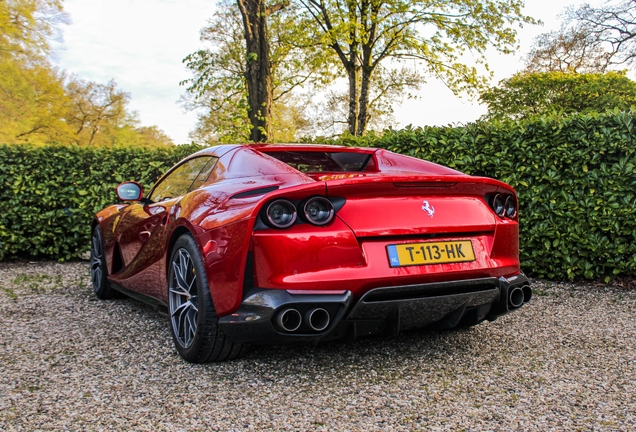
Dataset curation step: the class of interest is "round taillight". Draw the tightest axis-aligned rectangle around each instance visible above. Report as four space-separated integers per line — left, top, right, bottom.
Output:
504 195 517 218
265 199 297 228
303 197 334 226
492 194 505 217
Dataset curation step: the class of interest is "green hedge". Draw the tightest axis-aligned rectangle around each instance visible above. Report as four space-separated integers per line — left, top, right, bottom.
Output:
358 111 636 281
0 144 202 260
2 111 636 281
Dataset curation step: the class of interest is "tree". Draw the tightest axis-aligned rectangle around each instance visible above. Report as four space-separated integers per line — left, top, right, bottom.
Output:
0 0 72 143
182 3 254 142
64 77 174 147
0 57 72 144
479 71 636 120
310 67 422 137
65 78 130 146
115 125 175 147
0 69 175 146
182 0 333 142
0 1 173 146
526 0 636 74
572 0 636 68
0 0 67 61
296 0 535 136
524 27 613 73
235 0 273 142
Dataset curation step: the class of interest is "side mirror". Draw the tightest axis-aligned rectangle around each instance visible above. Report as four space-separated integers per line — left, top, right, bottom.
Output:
116 182 144 201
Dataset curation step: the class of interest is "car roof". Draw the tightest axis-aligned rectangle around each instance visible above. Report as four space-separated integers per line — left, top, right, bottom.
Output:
191 143 379 158
250 143 378 153
186 143 463 178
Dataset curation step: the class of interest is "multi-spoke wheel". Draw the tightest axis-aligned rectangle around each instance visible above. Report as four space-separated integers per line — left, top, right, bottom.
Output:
169 248 199 349
167 234 248 363
91 225 118 299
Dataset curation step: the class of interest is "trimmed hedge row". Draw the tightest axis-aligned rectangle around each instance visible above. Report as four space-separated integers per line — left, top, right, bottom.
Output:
0 144 202 260
358 111 636 281
2 111 636 281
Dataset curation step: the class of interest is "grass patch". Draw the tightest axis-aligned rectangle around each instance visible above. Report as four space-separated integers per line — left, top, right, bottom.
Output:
11 273 64 292
4 288 17 300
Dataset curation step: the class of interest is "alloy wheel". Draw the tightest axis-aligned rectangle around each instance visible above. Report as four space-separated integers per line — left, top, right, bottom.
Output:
169 248 199 349
90 231 103 292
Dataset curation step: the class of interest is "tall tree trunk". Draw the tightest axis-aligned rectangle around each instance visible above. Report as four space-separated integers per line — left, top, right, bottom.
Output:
346 3 359 137
357 66 372 136
347 65 359 135
237 0 272 142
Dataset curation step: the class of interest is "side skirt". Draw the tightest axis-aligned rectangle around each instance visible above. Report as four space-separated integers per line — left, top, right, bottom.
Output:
109 281 169 316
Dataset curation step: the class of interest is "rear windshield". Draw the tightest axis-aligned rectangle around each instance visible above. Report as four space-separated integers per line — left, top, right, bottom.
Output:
264 151 372 172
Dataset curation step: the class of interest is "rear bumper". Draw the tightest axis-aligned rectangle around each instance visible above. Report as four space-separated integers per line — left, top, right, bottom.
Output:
218 273 530 344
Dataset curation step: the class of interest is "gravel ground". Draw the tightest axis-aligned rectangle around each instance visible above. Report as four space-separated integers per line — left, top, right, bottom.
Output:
0 262 635 431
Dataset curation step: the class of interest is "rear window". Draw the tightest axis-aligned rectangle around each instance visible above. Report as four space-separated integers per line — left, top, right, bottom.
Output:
264 151 372 172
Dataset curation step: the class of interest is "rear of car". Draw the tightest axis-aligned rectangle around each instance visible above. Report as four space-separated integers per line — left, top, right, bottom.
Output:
217 145 531 343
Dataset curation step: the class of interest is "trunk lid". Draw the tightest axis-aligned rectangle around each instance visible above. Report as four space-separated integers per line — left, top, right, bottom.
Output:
325 175 509 237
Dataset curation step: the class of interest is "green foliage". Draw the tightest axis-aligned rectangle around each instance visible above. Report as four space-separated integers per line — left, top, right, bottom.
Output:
181 0 332 143
0 0 66 60
0 1 173 147
4 111 636 282
0 143 202 261
346 111 636 281
480 71 636 120
0 56 70 143
298 0 536 135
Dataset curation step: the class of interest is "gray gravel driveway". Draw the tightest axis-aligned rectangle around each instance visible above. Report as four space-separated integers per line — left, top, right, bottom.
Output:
0 262 634 431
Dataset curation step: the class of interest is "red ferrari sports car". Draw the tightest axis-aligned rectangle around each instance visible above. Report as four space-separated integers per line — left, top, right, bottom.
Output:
91 144 531 362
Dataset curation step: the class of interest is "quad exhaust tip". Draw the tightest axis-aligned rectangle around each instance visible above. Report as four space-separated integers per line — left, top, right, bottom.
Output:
508 286 524 309
276 308 302 332
275 307 332 332
522 285 532 303
508 285 532 309
306 308 330 331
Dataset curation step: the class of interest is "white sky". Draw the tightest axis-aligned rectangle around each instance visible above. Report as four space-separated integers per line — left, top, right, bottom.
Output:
51 0 605 143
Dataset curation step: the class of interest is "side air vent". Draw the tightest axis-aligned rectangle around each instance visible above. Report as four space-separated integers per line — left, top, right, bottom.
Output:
230 186 279 199
111 243 124 274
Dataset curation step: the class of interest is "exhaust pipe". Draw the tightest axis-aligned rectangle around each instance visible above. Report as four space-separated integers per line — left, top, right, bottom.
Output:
508 286 524 309
305 308 330 331
275 308 302 332
522 285 532 303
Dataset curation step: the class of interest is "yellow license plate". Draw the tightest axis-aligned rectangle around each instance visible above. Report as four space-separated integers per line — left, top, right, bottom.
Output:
387 240 475 267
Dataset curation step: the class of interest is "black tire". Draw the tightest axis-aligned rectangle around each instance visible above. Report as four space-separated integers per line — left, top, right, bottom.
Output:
168 234 249 363
90 225 119 299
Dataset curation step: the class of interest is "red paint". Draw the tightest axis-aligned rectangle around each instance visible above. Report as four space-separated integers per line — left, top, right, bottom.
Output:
94 144 524 316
